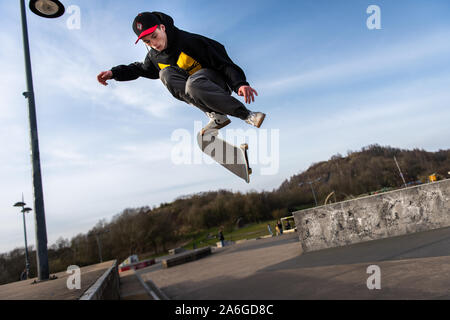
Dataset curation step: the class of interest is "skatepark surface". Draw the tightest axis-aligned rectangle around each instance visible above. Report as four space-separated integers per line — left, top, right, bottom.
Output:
138 227 450 300
0 261 113 300
1 227 449 300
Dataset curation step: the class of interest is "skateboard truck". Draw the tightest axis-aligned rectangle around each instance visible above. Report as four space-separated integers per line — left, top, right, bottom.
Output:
240 143 252 176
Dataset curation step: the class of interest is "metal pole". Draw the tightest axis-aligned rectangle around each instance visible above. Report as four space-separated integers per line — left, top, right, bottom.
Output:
21 194 30 279
20 0 49 281
394 156 407 188
95 234 103 263
309 182 318 206
22 209 31 279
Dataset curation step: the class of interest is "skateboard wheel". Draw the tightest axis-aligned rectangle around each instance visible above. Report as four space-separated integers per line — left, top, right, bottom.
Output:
240 143 248 150
248 168 252 175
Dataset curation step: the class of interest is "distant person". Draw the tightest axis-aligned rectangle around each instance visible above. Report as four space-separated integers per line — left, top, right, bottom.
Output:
277 220 283 235
97 11 266 136
20 269 27 281
218 229 225 247
285 220 291 230
267 224 273 236
275 224 280 236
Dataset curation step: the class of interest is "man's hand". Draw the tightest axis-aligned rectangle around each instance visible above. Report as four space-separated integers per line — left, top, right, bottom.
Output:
97 70 113 86
238 85 258 104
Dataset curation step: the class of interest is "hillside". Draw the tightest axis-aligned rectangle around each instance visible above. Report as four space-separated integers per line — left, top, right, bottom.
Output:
276 144 450 208
1 144 449 285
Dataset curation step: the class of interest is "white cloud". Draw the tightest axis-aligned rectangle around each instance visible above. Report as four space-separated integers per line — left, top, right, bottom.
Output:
26 29 178 119
256 30 450 94
1 1 450 255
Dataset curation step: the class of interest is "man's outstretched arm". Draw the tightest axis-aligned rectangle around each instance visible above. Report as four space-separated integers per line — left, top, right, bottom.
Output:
97 55 159 85
97 70 113 86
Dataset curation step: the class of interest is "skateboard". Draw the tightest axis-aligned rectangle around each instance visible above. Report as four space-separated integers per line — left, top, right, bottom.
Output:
197 131 252 183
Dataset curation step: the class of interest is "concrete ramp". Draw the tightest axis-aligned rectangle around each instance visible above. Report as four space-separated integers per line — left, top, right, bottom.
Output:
0 260 119 300
293 179 450 252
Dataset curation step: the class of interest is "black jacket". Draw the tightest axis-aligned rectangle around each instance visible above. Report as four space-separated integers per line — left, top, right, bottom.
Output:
111 12 249 93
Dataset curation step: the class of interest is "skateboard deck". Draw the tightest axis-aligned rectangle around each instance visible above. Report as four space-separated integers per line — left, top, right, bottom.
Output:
197 131 251 183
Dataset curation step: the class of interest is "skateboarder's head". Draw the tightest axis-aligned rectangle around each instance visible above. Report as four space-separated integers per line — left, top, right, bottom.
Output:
133 12 168 51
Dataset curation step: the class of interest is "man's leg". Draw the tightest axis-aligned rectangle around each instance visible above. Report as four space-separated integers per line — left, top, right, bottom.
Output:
160 67 264 129
159 66 213 114
185 69 251 120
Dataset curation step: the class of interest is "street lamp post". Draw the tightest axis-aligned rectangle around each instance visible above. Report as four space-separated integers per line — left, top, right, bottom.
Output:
94 234 103 263
299 177 323 207
14 197 33 280
309 181 318 206
394 156 408 188
91 230 109 263
19 0 65 281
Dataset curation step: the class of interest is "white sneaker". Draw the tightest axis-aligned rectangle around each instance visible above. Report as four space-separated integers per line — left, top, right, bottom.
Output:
245 112 266 128
201 112 231 135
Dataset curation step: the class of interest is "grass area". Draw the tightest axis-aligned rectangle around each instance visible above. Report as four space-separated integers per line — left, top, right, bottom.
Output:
139 218 295 260
182 219 282 250
291 204 313 211
139 251 173 261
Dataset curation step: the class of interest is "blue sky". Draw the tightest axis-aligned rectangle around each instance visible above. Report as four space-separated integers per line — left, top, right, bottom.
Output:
1 0 449 254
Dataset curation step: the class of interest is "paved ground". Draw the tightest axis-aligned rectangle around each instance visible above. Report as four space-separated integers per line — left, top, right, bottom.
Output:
119 269 153 300
0 261 114 300
3 226 449 300
0 260 157 300
139 227 450 300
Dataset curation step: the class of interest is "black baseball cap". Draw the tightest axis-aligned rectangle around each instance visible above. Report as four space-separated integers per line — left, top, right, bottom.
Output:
132 12 161 44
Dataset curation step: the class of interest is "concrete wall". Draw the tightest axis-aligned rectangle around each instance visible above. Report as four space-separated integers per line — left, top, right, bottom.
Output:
293 179 450 252
79 260 120 300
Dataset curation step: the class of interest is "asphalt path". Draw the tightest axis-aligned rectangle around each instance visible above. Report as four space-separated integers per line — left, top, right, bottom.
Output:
139 227 450 299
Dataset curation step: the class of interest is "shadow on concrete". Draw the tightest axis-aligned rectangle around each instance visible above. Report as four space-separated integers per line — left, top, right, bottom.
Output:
161 269 448 300
261 226 450 271
143 227 450 300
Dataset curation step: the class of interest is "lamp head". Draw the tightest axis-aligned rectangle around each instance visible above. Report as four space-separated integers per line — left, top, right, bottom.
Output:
29 0 65 18
14 202 26 207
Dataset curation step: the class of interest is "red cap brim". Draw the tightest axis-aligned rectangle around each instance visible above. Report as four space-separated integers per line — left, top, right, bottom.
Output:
135 25 158 44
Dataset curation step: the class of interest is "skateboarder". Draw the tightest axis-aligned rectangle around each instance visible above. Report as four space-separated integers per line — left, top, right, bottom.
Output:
97 11 266 135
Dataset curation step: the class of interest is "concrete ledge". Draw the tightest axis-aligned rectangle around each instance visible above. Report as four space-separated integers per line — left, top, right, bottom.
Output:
293 179 450 252
169 247 186 255
79 260 120 300
257 235 274 239
216 240 234 247
162 247 212 269
132 272 161 300
143 277 170 300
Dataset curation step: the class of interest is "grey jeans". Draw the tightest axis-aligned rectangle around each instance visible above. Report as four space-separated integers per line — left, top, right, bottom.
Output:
159 66 250 120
